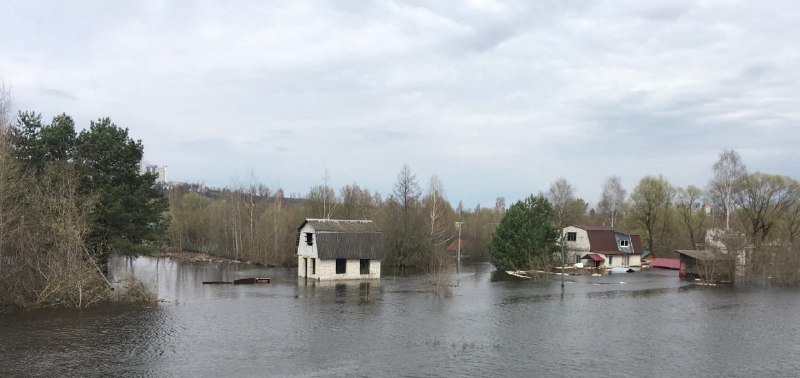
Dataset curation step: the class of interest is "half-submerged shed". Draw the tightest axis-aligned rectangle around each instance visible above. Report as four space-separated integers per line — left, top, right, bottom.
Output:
676 249 734 282
296 219 384 280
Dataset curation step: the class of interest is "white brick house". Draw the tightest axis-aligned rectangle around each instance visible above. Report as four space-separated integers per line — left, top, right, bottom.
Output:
296 219 384 280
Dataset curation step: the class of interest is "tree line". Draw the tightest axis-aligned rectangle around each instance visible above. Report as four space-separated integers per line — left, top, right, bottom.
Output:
167 165 504 271
488 150 800 285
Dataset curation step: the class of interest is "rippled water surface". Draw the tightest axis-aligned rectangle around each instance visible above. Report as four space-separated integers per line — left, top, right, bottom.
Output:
2 257 800 377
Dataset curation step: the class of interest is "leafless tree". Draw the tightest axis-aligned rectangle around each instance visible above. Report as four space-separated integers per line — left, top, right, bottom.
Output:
675 185 708 248
598 176 626 228
629 175 674 255
709 149 747 229
339 184 373 220
548 177 576 228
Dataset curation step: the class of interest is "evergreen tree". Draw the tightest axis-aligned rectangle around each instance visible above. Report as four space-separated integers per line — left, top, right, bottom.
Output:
75 118 168 260
489 195 560 271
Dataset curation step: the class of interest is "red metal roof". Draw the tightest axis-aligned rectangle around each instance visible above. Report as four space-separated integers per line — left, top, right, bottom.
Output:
651 258 680 270
582 253 605 262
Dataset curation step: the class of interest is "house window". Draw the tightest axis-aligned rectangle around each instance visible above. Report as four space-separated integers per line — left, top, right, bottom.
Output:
336 258 346 274
360 259 370 275
311 258 316 275
305 233 313 246
608 256 613 265
567 232 577 241
620 240 630 247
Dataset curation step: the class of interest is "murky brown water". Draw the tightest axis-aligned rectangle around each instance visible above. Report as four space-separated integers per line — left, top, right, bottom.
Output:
2 257 800 377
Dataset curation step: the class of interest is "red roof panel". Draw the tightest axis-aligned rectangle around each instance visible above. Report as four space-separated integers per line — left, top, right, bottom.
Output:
651 258 680 270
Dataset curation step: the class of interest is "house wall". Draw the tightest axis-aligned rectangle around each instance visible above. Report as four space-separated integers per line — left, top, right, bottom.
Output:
300 258 381 280
598 254 641 268
563 226 590 263
296 224 318 259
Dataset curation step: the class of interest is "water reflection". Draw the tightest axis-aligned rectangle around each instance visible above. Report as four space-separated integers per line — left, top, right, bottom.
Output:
2 256 800 377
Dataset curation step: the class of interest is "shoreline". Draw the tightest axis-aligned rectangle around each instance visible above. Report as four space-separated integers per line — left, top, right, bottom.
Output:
151 250 264 265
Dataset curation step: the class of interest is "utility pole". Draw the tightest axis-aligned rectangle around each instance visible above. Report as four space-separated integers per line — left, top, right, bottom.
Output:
560 233 566 289
455 221 464 273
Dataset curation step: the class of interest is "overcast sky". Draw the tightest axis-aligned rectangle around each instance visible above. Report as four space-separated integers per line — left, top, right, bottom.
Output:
2 0 799 208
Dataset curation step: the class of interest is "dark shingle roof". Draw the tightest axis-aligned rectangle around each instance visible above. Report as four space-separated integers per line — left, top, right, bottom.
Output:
298 219 384 260
571 225 642 254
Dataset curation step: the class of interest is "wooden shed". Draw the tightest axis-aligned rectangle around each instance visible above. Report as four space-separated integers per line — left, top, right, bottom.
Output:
676 249 734 283
296 219 384 280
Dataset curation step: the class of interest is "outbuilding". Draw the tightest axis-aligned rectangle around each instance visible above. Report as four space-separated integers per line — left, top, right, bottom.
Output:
296 219 384 280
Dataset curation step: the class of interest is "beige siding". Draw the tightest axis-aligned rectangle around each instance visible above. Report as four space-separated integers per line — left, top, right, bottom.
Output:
563 226 590 263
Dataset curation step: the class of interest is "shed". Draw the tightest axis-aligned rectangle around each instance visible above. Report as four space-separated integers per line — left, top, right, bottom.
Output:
676 249 733 282
296 219 384 280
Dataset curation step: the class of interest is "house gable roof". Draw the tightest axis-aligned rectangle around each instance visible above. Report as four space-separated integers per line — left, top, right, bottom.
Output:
297 219 384 260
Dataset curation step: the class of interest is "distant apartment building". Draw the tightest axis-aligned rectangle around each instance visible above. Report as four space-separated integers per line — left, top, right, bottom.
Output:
143 164 167 184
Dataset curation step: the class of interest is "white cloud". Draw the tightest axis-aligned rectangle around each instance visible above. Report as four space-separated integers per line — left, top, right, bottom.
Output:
1 0 798 206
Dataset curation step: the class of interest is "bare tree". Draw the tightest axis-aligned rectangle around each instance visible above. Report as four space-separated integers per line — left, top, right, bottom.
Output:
675 185 708 248
709 149 747 229
548 177 576 228
339 184 373 220
629 175 674 255
598 176 626 227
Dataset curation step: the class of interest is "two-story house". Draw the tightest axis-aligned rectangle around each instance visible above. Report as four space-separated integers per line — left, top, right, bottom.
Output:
562 225 643 268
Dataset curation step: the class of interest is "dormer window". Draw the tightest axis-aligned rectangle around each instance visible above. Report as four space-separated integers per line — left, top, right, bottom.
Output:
620 240 630 247
305 232 313 246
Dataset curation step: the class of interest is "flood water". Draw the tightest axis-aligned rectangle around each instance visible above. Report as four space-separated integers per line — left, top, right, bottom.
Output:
2 257 800 377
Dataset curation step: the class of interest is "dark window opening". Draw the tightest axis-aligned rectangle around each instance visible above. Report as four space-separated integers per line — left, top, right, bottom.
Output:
305 232 313 246
311 258 316 275
360 259 370 275
567 232 577 241
336 258 346 274
620 240 630 247
609 256 613 265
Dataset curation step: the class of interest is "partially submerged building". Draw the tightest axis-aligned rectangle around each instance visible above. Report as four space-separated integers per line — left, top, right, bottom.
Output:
296 219 384 280
562 225 643 268
676 249 734 282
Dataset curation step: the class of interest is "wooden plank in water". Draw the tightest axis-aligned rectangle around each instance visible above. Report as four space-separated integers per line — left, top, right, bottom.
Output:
233 277 271 285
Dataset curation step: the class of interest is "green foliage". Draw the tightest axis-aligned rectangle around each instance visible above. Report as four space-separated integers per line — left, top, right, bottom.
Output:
11 112 76 172
75 118 168 258
489 195 560 271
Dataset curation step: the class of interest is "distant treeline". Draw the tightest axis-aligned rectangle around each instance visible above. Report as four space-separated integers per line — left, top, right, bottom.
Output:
166 166 504 268
169 149 800 285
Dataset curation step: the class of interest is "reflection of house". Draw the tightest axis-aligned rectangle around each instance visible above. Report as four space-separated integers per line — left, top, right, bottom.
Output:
562 225 643 268
296 219 384 280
